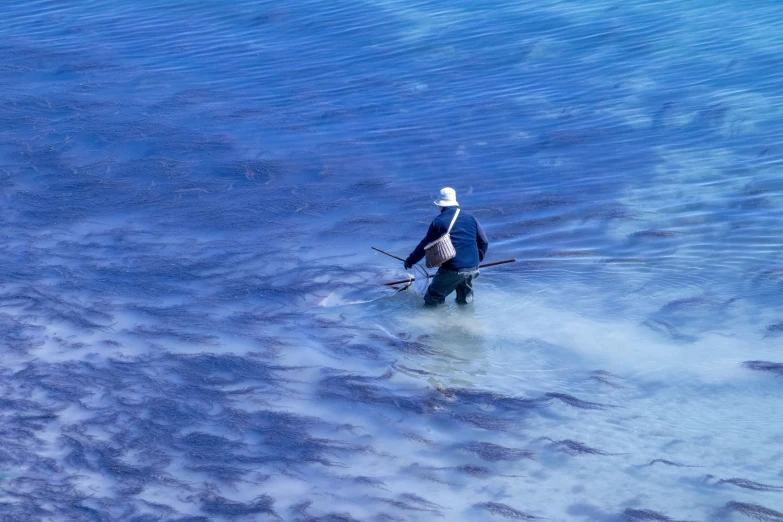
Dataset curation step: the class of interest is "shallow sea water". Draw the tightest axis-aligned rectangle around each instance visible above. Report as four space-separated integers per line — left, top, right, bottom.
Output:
2 0 783 520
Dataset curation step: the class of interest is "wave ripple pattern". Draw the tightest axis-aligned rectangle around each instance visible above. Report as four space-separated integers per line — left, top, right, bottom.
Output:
2 0 783 521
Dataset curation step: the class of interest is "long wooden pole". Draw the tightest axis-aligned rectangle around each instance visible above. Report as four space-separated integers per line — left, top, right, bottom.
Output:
382 258 517 287
371 246 406 262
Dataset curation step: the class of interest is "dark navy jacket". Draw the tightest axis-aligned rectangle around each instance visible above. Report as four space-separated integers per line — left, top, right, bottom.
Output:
406 206 489 271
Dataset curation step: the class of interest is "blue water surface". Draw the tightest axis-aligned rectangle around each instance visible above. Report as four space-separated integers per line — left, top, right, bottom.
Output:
2 0 783 520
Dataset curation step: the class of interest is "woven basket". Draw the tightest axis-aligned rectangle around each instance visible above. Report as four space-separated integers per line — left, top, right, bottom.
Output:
424 234 456 268
423 208 460 268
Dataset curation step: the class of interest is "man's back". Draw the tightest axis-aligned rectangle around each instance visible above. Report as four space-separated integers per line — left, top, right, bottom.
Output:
429 207 485 270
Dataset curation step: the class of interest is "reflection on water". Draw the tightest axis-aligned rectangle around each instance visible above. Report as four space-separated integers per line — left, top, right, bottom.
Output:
2 0 783 520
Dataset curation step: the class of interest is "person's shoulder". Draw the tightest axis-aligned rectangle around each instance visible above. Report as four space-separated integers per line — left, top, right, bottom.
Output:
430 213 446 227
458 208 478 221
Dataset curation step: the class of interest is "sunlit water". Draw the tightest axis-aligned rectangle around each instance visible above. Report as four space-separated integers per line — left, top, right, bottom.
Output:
2 0 783 520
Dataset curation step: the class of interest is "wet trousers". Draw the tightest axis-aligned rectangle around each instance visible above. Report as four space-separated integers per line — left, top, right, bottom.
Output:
424 268 480 306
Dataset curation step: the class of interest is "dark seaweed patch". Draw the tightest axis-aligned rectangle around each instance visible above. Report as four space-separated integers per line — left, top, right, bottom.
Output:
319 372 552 431
659 297 714 312
629 230 682 239
346 475 387 490
623 508 674 521
399 493 444 510
376 515 406 522
742 361 783 376
321 338 383 360
458 442 535 462
475 502 539 519
0 346 353 517
436 386 544 430
289 499 362 522
642 319 697 343
247 410 370 467
200 494 278 518
319 372 430 414
436 387 538 412
549 439 614 456
0 313 45 352
368 332 435 355
166 352 291 386
292 501 313 516
404 466 459 486
589 370 627 388
452 464 493 478
391 363 433 375
302 514 363 522
374 495 443 515
644 459 698 468
717 478 783 492
186 465 258 484
544 393 610 410
725 501 783 521
403 433 436 446
448 411 516 431
766 323 783 337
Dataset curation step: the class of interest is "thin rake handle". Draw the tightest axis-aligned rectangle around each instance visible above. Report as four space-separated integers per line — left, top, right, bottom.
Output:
382 258 517 286
371 246 406 262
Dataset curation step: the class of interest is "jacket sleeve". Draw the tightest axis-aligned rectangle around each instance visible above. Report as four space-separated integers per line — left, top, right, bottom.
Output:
476 219 489 261
406 221 440 267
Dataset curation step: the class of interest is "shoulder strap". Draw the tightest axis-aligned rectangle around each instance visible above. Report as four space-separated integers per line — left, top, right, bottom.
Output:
446 208 460 234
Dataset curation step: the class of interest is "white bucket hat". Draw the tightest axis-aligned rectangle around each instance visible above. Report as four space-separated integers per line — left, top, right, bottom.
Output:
433 187 459 207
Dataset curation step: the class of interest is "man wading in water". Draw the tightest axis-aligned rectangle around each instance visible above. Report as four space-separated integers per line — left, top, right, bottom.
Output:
404 187 489 306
